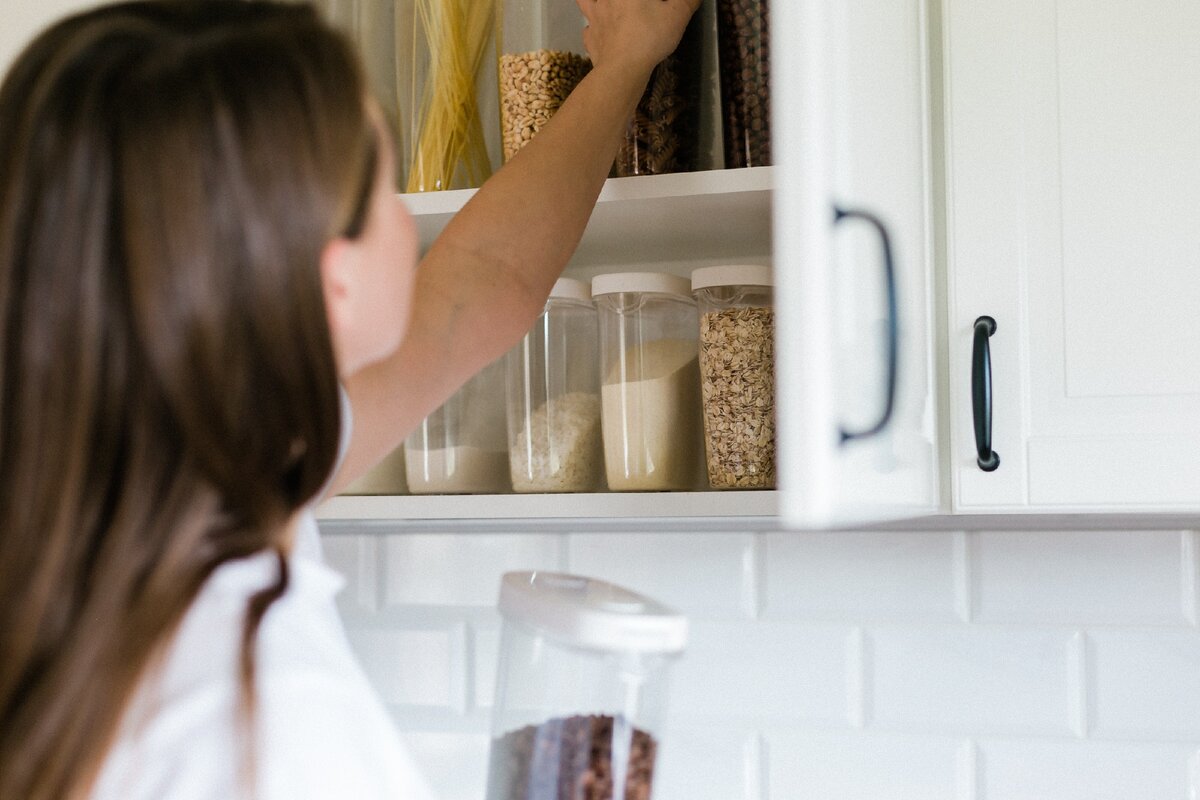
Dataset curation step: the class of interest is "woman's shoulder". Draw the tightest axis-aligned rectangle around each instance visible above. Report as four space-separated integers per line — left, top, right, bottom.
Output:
91 532 438 800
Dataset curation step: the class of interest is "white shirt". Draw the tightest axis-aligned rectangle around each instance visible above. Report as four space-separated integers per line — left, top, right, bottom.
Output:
92 397 437 800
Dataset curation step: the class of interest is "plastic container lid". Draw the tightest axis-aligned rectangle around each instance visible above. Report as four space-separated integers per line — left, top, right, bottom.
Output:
691 264 774 291
498 571 688 654
591 272 692 300
549 277 592 303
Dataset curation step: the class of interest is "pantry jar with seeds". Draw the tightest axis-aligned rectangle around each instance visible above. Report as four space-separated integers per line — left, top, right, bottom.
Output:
506 278 604 493
496 0 591 162
691 265 776 489
485 571 687 800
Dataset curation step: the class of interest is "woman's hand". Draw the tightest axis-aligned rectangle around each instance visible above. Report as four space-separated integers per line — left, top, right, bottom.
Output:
577 0 702 76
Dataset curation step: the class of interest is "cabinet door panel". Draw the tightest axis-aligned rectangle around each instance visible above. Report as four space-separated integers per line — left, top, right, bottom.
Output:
775 0 940 528
947 0 1200 511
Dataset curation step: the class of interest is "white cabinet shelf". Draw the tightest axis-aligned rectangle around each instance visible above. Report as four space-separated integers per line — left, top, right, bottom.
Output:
317 491 778 529
405 166 773 269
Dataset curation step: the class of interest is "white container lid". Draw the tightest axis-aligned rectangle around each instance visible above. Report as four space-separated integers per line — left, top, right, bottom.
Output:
591 272 692 300
691 264 774 291
499 571 688 654
550 277 592 303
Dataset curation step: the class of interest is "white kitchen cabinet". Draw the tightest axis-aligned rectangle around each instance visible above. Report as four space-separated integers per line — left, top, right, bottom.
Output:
944 0 1200 512
325 0 943 529
773 0 940 528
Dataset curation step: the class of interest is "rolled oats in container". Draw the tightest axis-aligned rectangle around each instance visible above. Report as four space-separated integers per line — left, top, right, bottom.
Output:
506 278 604 493
692 265 776 489
497 0 591 162
485 572 687 800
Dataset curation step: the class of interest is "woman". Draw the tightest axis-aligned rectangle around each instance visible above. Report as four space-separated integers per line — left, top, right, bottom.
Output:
0 0 698 798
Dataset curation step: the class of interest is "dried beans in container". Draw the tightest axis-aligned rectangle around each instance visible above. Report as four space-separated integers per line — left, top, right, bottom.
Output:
716 0 772 167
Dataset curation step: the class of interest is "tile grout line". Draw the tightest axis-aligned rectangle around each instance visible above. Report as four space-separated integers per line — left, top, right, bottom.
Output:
369 534 387 613
1182 530 1199 627
746 533 766 620
956 740 979 800
954 531 974 623
746 732 767 800
1068 630 1089 738
846 628 871 729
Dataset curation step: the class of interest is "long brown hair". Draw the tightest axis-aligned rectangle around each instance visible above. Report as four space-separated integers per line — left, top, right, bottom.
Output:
0 3 377 798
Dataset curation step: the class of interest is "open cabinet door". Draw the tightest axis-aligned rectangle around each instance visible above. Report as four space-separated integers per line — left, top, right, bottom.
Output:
773 0 940 529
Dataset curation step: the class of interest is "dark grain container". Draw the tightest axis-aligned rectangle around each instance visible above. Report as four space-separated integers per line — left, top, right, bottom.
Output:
615 16 703 177
716 0 772 168
486 715 658 800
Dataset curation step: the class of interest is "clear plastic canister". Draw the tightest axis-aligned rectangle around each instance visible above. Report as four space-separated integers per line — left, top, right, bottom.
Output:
716 0 772 168
497 0 591 162
485 571 687 800
593 273 702 492
405 357 511 494
691 265 776 489
341 446 408 496
507 278 603 493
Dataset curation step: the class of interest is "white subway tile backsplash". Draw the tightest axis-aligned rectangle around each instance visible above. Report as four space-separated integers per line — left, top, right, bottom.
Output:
345 626 467 711
566 533 756 618
655 728 762 800
383 534 563 607
670 621 858 725
870 627 1076 735
972 531 1189 625
762 532 961 622
766 730 963 800
1089 629 1200 739
400 732 490 800
321 528 1200 800
978 739 1195 800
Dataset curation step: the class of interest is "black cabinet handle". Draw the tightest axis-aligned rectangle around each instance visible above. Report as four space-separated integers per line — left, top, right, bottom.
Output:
972 316 1000 471
836 206 899 444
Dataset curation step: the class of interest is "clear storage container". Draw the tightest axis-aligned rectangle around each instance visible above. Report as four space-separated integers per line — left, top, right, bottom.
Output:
593 273 702 492
507 278 604 493
402 0 498 192
615 14 703 177
341 446 408 495
716 0 772 168
692 265 775 489
497 0 591 162
485 571 687 800
405 357 510 494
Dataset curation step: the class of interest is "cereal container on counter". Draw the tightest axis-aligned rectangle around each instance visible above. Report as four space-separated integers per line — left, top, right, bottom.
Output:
615 15 703 176
405 357 510 494
485 571 687 800
507 278 604 493
692 265 776 489
593 273 702 492
497 0 591 162
716 0 772 167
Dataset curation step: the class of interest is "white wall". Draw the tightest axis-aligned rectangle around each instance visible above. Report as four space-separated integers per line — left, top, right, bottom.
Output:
319 525 1200 800
0 0 101 75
